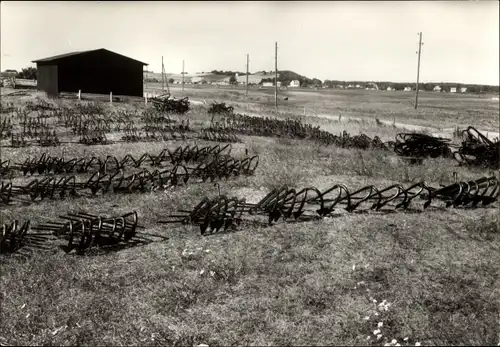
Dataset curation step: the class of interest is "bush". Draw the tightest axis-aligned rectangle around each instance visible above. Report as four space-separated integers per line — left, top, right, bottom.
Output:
17 67 37 80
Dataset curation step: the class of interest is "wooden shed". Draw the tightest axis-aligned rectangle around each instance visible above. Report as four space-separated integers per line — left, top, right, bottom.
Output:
32 48 148 97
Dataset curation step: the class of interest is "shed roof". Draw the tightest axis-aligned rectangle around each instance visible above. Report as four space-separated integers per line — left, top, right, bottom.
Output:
32 48 148 65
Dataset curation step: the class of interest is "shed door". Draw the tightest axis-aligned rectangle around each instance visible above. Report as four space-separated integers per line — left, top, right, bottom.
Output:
48 65 58 96
39 64 58 96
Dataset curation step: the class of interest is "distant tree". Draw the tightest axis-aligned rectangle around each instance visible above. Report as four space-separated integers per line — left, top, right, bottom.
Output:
168 78 175 84
485 85 499 93
323 79 334 88
311 78 322 87
393 83 406 91
5 69 17 74
229 75 238 85
17 66 37 80
467 85 482 93
420 83 432 92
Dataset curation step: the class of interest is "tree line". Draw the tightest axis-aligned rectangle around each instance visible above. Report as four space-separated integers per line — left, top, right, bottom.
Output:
210 70 249 76
3 67 37 80
322 80 499 93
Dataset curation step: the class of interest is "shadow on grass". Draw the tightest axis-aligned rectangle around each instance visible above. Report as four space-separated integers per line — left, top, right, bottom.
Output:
61 231 170 256
194 216 325 237
187 202 499 238
1 230 170 259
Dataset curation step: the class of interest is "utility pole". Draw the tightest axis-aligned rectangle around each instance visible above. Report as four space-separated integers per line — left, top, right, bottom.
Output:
415 32 423 109
182 59 185 92
161 56 165 93
165 63 170 94
246 53 249 96
163 59 170 94
275 42 278 110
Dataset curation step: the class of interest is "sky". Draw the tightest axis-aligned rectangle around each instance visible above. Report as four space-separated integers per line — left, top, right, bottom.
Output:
1 1 499 85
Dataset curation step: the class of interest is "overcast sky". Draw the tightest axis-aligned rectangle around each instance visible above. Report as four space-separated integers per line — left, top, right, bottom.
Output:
1 1 498 85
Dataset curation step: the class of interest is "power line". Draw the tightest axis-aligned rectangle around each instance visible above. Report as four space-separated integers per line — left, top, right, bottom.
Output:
415 32 424 110
246 53 249 96
275 42 278 110
162 56 170 94
161 56 165 93
182 59 185 92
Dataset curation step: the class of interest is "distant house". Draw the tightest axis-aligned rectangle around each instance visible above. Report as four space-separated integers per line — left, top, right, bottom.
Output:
450 87 457 93
337 84 345 89
262 81 281 87
404 86 412 92
289 80 300 88
234 74 264 85
433 85 442 92
387 86 394 91
460 87 467 93
355 84 361 89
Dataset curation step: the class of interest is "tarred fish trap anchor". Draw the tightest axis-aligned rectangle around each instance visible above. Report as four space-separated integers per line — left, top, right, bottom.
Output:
160 176 499 235
0 220 30 254
34 211 139 254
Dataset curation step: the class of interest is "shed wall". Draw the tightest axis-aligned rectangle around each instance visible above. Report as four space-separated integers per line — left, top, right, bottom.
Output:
37 50 144 97
36 64 58 95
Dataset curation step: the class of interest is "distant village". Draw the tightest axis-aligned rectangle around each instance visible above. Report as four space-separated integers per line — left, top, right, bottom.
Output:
2 66 498 94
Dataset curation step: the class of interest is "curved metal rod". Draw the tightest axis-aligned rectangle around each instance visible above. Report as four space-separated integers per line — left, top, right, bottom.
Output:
320 184 352 213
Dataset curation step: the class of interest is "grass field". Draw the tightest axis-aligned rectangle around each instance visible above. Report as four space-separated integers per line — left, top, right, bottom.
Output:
146 84 500 134
1 85 499 346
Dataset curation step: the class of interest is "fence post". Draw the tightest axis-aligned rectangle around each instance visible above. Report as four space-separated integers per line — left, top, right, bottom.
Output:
145 93 148 105
110 92 112 104
78 90 81 100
